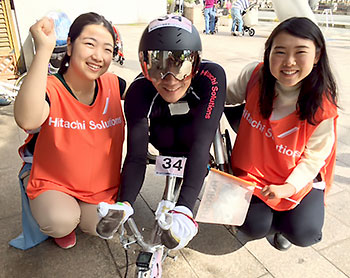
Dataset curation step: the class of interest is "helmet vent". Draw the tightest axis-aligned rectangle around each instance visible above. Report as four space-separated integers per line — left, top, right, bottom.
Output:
156 31 164 44
176 31 181 44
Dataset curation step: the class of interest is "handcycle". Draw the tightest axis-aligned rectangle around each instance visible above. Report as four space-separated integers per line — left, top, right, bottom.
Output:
0 42 66 106
0 73 26 105
114 119 236 277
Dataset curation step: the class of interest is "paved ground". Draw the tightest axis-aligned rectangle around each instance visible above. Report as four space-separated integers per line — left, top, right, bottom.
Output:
1 19 350 278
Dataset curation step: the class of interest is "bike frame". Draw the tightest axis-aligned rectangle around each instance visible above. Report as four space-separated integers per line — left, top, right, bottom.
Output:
118 127 230 278
119 175 181 278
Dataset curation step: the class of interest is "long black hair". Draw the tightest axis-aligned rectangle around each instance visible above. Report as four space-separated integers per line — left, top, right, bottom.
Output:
58 12 115 75
259 17 337 124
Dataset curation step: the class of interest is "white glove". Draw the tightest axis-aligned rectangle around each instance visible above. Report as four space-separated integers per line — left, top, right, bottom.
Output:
158 205 198 250
155 200 175 220
96 202 134 239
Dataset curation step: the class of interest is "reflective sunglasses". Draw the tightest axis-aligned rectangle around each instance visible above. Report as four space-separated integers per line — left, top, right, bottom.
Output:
139 50 201 82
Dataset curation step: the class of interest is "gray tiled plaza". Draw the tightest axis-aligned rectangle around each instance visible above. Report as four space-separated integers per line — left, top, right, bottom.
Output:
1 18 349 278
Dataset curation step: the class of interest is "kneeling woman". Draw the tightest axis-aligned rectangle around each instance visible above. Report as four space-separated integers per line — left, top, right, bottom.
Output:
14 12 125 249
226 17 338 250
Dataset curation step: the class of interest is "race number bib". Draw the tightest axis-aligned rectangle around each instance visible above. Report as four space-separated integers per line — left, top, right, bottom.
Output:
155 156 187 177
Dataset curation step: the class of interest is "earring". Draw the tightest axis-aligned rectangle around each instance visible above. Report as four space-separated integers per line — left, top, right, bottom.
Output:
65 62 69 67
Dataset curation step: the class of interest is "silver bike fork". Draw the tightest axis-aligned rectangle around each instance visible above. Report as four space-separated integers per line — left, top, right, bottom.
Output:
149 175 182 245
134 175 180 278
162 175 182 202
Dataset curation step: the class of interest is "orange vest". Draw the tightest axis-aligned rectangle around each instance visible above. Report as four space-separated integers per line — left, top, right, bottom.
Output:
231 63 337 211
23 73 125 204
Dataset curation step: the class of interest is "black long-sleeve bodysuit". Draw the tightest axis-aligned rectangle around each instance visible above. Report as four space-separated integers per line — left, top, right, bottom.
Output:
119 61 226 211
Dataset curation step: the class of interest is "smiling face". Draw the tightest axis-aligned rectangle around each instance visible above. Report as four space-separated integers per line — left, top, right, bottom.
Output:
269 31 320 87
152 74 192 103
66 24 114 81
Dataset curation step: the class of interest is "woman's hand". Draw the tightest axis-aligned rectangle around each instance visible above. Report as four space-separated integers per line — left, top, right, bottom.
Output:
261 183 296 199
29 17 56 54
14 17 55 130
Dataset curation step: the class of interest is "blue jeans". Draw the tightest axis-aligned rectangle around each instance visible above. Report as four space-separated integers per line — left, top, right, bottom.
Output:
9 163 49 250
231 7 243 33
204 7 216 34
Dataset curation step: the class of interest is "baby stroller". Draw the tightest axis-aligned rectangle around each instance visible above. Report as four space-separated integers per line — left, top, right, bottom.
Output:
241 3 258 36
112 25 125 65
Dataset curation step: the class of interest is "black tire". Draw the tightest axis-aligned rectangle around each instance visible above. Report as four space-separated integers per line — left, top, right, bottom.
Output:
224 129 233 173
15 72 27 89
218 164 225 172
249 28 255 37
8 72 27 101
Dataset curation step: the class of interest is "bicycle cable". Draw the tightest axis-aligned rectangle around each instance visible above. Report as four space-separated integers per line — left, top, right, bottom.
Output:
124 249 129 278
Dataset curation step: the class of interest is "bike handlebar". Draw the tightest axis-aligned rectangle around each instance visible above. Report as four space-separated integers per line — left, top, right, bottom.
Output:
121 217 161 253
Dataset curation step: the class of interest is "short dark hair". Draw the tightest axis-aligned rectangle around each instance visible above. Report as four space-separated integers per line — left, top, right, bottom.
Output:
259 17 337 124
58 12 115 75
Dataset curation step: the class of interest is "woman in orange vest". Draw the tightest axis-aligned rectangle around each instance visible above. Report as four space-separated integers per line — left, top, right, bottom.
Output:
226 17 338 250
13 13 125 249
